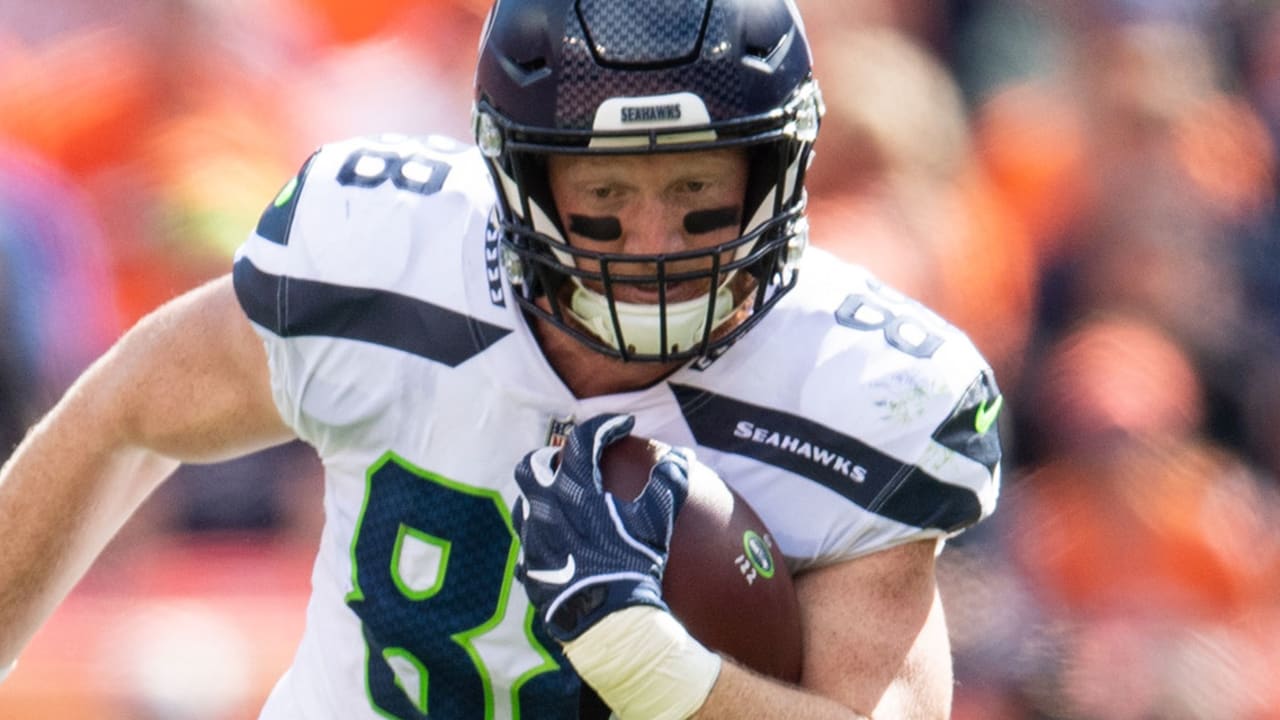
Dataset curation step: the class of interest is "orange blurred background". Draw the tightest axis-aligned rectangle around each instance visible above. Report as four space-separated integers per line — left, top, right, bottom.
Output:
2 1 1280 717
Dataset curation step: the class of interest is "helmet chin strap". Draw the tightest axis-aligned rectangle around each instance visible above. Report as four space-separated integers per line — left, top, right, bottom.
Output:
567 277 739 357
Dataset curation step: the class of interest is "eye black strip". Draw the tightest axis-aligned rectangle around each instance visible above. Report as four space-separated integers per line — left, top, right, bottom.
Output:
684 206 740 235
569 214 622 241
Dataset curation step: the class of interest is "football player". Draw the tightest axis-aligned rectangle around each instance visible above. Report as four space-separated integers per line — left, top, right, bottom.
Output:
0 0 1001 718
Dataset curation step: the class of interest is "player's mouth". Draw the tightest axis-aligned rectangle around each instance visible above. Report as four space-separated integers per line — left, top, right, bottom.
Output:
605 278 711 305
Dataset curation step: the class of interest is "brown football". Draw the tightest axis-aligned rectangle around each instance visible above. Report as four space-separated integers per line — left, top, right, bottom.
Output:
598 434 803 681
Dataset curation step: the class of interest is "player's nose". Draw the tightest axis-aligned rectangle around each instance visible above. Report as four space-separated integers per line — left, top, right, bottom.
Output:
618 198 686 256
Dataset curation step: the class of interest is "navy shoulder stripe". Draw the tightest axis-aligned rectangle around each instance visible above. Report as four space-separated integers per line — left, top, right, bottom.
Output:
233 256 511 367
669 383 982 532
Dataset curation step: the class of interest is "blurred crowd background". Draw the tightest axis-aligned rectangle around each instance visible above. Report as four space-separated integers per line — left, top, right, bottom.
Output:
1 0 1278 718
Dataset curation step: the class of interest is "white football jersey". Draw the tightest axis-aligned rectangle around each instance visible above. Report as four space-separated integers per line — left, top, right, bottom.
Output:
233 134 1002 719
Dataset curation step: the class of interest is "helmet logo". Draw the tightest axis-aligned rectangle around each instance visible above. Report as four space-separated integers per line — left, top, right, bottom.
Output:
591 92 715 149
621 104 682 123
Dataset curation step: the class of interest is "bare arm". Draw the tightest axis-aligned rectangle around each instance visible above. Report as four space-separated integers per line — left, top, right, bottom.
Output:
0 275 294 666
694 539 950 719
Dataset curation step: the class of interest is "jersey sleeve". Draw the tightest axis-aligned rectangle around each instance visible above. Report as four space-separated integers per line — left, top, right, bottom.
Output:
804 272 1003 560
229 134 493 448
852 365 1002 539
231 145 323 441
673 259 1003 571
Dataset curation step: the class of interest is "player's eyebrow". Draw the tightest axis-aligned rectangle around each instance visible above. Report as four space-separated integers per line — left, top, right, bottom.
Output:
569 214 623 241
684 206 740 235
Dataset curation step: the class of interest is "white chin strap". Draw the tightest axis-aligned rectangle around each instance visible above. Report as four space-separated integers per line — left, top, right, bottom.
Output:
568 277 738 357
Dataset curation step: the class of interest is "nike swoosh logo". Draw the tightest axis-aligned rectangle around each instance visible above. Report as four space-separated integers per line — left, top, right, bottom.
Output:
526 554 576 586
974 395 1003 435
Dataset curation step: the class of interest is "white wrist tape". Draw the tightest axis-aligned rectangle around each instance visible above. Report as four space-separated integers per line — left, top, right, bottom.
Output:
564 606 721 720
0 659 16 685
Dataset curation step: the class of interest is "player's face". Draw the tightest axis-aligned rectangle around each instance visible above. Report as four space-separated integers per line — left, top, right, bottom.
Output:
547 149 749 305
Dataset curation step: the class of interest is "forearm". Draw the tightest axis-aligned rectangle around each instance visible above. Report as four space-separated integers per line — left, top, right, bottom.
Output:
694 543 955 720
0 383 180 666
571 625 934 720
694 660 869 719
0 278 294 670
568 604 946 720
696 638 951 720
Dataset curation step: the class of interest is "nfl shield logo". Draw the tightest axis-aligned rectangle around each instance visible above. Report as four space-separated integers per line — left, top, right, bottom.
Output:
546 416 575 447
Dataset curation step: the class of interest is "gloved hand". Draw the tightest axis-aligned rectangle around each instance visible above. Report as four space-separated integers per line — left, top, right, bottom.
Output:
512 413 689 642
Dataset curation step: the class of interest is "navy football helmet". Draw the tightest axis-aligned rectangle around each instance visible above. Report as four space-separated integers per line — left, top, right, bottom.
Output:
474 0 822 362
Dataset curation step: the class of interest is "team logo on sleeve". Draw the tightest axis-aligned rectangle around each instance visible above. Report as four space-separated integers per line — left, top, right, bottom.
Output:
974 394 1003 435
255 153 317 246
932 370 1003 471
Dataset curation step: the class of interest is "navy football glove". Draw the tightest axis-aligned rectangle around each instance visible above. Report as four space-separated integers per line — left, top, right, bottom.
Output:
512 413 690 642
